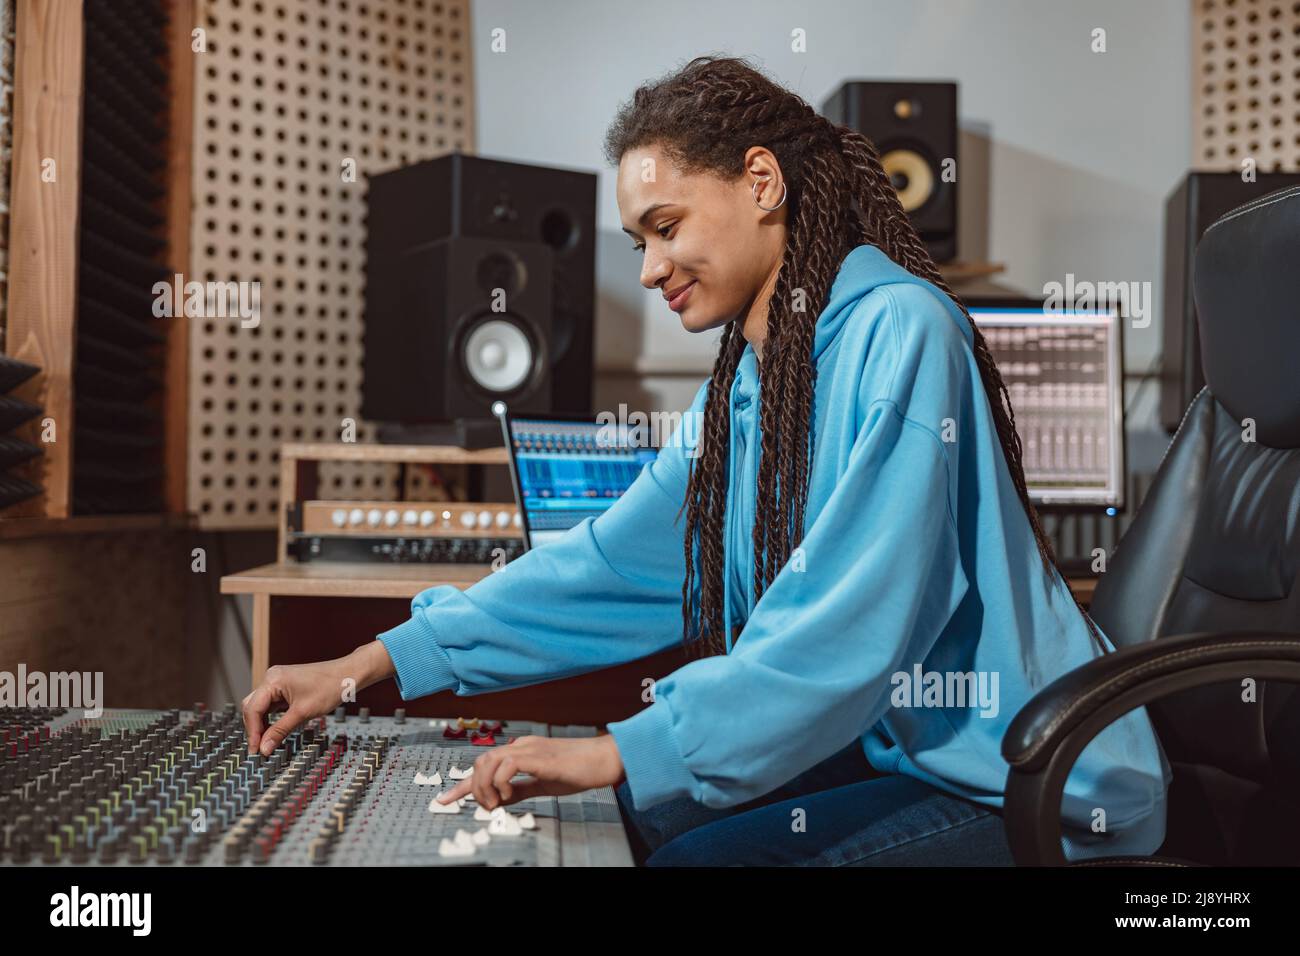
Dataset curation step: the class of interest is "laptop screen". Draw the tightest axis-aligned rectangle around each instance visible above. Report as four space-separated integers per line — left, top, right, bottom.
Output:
503 414 659 549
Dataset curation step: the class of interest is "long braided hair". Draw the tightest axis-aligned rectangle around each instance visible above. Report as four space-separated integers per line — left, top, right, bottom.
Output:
603 55 1107 659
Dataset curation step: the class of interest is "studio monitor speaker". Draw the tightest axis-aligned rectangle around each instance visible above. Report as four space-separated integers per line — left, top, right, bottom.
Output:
820 80 958 263
363 152 596 443
375 236 554 420
1161 170 1300 432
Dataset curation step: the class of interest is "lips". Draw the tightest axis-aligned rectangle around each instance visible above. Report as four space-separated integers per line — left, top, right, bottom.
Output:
664 280 696 302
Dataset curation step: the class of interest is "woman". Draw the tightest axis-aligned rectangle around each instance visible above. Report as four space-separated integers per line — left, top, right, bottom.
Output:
242 55 1170 866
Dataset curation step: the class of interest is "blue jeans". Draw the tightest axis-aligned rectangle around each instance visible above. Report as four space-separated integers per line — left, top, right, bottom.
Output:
615 740 1016 866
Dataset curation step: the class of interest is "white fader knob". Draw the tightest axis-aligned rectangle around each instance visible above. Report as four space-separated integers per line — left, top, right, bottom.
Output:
459 511 476 530
366 509 382 527
402 510 418 526
512 511 522 528
476 510 492 529
349 508 365 527
384 509 400 528
331 509 347 528
494 511 510 529
419 510 435 528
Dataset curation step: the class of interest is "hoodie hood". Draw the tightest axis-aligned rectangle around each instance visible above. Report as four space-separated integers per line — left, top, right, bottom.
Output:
733 243 972 405
815 243 973 361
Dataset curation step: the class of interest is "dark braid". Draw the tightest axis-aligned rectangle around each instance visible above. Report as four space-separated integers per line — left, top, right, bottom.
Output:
604 54 1108 658
678 319 748 656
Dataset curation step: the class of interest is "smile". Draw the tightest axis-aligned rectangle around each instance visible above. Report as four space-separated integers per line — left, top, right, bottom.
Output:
666 280 697 312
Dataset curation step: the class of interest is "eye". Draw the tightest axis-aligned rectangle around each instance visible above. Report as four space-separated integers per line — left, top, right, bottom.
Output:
631 221 676 253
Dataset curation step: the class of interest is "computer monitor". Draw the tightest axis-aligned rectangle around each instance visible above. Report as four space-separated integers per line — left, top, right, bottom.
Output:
497 407 659 550
965 297 1126 512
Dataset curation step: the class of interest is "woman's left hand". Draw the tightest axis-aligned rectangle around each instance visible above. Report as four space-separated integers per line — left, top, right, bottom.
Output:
435 734 625 811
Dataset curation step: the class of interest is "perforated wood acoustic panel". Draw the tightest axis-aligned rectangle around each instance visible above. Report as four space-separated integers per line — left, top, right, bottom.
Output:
1192 0 1300 170
189 0 476 528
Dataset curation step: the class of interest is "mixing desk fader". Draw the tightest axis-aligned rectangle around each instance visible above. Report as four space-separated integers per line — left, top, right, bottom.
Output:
0 705 633 867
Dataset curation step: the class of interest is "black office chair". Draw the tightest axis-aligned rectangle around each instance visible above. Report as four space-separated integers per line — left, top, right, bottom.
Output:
1001 183 1300 866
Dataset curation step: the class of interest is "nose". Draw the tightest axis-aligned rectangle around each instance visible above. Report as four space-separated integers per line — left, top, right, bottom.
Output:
640 249 671 292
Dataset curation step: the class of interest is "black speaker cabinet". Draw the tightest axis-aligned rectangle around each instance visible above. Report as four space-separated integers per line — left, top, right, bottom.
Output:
364 235 554 428
1161 171 1300 433
821 80 958 263
363 151 596 433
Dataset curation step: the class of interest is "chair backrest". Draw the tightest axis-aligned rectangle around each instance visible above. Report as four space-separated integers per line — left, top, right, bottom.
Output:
1089 184 1300 795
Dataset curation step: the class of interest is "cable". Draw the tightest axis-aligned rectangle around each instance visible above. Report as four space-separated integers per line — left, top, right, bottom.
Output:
1123 353 1164 421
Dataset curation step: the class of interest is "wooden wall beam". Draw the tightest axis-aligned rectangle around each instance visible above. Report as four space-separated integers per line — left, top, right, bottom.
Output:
163 0 195 514
2 0 85 519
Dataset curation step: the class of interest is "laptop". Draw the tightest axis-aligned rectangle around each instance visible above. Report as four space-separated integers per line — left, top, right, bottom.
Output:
497 407 658 551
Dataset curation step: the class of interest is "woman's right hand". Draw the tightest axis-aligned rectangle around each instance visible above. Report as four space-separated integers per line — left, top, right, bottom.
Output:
240 640 395 756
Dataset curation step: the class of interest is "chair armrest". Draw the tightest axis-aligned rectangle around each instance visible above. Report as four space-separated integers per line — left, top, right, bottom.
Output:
1001 629 1300 865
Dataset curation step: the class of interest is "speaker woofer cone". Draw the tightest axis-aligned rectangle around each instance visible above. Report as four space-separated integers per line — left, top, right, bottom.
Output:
881 147 936 213
460 316 537 394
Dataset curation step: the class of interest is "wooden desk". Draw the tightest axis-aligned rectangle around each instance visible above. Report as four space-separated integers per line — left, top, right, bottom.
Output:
221 561 491 682
221 561 488 601
221 561 1100 725
220 561 690 726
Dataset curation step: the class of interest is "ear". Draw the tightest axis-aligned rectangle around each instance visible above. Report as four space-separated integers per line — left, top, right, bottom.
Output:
742 146 785 211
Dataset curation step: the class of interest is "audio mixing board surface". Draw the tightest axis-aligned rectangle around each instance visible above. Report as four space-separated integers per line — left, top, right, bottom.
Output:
0 706 633 867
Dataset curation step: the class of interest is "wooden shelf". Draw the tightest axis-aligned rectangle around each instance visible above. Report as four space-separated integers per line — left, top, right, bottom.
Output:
280 443 508 465
220 561 490 599
938 260 1007 282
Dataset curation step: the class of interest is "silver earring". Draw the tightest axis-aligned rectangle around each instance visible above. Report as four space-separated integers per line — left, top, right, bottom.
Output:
753 177 787 211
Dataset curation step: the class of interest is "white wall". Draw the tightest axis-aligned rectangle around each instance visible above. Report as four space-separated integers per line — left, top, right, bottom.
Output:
470 0 1192 469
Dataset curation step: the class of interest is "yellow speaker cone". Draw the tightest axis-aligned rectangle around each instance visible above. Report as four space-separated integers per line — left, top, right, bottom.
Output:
880 148 935 212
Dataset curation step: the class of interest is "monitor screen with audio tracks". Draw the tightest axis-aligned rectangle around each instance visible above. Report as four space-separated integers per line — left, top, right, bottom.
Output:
498 409 659 550
966 297 1126 511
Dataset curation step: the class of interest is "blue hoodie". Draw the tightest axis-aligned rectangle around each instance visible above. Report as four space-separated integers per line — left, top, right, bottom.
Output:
377 243 1172 862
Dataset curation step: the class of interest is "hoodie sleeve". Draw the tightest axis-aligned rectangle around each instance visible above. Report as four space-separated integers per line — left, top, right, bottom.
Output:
607 390 969 809
375 382 707 701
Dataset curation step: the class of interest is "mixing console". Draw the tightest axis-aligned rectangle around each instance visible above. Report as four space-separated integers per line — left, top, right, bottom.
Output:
0 706 633 866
